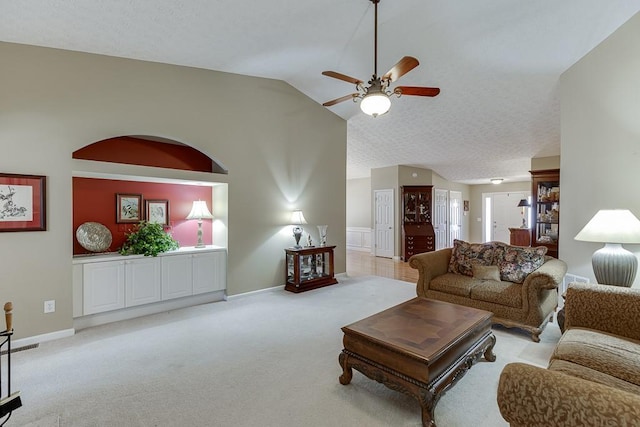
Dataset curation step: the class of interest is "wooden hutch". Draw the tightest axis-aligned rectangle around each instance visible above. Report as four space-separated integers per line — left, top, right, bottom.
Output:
401 185 435 261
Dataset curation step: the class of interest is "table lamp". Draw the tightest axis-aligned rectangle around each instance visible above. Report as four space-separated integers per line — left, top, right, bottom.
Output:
574 209 640 287
290 210 307 248
186 200 213 248
517 199 530 228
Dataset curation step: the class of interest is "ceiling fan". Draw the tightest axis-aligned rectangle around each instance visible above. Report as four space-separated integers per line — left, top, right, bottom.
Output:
322 0 440 117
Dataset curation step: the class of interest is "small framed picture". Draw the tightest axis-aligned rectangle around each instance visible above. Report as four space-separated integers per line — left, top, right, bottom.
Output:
116 193 142 223
145 199 169 226
0 173 47 232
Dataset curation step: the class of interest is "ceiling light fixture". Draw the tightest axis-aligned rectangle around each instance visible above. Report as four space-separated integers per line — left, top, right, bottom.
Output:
321 0 440 117
490 178 504 185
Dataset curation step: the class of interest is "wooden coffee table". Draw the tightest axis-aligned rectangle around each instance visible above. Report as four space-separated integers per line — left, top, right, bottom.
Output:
339 297 495 427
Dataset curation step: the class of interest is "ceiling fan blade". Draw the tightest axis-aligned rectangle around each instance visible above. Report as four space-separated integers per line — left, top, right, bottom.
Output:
322 71 363 85
395 86 440 97
322 93 359 107
382 56 420 82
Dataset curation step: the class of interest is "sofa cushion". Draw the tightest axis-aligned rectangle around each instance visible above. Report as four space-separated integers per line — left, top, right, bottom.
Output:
493 242 547 283
548 359 640 396
448 239 496 277
431 273 479 297
551 328 640 387
470 280 522 308
472 264 501 281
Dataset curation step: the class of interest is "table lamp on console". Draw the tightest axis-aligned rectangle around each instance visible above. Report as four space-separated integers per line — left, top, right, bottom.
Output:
290 210 307 249
186 200 213 248
574 209 640 287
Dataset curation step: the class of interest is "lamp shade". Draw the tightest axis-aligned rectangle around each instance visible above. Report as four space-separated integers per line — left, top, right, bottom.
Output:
290 210 307 225
517 199 530 207
574 209 640 244
360 92 391 117
186 200 213 220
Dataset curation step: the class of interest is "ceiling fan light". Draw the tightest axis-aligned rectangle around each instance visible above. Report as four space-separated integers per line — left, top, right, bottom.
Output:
360 92 391 117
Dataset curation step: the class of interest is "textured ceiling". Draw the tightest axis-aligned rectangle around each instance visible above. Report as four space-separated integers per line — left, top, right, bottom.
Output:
1 1 638 183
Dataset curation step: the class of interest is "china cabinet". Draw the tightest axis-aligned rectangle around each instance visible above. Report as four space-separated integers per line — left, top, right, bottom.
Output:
530 169 560 258
401 186 435 260
285 245 337 293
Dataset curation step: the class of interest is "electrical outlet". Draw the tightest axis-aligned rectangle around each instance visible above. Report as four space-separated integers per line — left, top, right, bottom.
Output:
44 300 55 314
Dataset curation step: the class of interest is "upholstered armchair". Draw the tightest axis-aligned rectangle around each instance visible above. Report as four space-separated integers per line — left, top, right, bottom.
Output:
497 283 640 426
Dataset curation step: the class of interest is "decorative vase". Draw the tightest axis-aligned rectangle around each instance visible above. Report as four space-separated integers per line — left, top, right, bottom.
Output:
317 225 328 246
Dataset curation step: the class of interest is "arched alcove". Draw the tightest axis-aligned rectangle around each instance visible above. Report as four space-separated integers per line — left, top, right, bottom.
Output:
72 135 228 174
71 135 228 255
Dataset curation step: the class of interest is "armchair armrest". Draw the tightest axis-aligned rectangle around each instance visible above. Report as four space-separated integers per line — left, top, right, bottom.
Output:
409 248 452 297
498 362 640 427
565 282 640 341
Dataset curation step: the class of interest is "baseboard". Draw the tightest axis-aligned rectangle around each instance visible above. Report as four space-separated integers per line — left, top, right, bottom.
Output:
13 328 75 349
227 284 284 300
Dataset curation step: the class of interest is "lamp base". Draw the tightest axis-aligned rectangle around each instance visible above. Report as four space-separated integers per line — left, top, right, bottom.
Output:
592 243 638 287
293 226 303 249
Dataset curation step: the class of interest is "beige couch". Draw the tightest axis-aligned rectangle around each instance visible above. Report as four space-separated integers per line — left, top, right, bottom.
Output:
497 283 640 426
408 240 567 342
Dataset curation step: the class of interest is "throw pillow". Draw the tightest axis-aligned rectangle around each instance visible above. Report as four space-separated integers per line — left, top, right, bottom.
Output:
493 242 548 283
472 265 501 281
448 239 496 277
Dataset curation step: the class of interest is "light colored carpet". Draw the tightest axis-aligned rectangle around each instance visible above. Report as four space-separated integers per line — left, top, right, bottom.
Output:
10 275 560 426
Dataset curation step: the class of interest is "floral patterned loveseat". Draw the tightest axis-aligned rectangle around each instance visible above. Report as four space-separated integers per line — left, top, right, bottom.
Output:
408 240 567 342
497 283 640 426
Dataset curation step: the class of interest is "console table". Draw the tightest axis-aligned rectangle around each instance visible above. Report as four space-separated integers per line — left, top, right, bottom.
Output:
285 246 337 293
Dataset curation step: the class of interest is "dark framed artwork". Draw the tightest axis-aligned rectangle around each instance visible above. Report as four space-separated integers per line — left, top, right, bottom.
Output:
116 193 143 223
145 199 169 226
0 173 47 232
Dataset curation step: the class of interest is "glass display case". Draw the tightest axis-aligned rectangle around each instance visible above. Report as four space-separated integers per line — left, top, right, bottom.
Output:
285 245 337 293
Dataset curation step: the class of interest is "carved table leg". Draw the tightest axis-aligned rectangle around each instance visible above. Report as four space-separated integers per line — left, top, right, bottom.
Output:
420 403 436 427
483 333 497 362
338 351 352 385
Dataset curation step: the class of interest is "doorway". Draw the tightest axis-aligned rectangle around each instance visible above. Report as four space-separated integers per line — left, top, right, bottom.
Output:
483 191 530 243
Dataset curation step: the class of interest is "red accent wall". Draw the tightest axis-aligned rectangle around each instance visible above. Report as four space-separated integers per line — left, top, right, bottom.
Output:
73 177 213 255
73 136 214 172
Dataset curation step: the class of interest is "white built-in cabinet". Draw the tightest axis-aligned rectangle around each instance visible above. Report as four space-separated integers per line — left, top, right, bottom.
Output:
74 246 226 318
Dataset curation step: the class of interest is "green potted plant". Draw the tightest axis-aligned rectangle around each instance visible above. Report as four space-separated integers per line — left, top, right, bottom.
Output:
119 221 179 257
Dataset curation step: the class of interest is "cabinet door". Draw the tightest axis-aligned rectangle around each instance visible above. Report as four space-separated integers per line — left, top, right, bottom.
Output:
161 254 193 300
125 258 162 307
83 261 125 315
193 251 227 295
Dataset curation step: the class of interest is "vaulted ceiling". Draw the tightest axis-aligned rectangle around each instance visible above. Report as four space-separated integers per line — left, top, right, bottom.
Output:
2 1 638 182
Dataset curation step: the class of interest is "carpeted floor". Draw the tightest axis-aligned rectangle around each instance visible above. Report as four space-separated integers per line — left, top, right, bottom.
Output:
8 275 560 426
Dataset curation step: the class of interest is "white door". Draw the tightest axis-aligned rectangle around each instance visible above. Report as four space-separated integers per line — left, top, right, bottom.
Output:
374 189 394 258
433 189 448 250
449 191 462 246
489 192 529 243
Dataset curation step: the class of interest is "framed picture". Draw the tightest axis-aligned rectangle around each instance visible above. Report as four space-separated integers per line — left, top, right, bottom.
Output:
116 193 143 223
145 199 169 226
0 173 46 232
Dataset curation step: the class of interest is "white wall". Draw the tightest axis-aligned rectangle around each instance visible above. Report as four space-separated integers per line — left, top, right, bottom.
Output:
560 12 640 287
0 42 347 339
346 178 371 228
